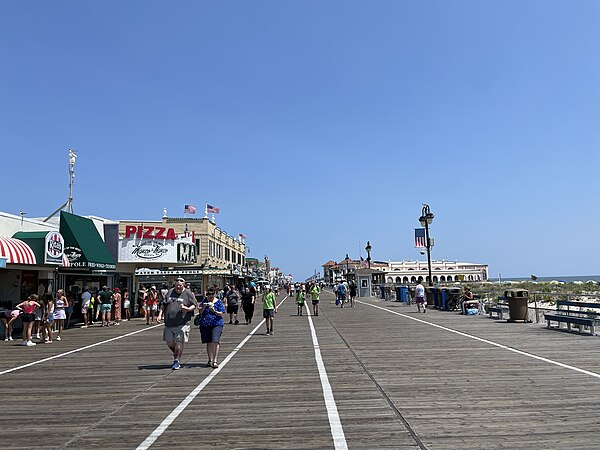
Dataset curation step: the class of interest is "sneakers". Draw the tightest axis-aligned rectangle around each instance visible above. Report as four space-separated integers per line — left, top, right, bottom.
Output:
266 330 271 335
36 333 41 339
8 336 13 341
21 341 28 346
56 336 61 341
27 340 36 346
3 338 7 342
234 320 239 325
81 325 87 328
171 361 181 370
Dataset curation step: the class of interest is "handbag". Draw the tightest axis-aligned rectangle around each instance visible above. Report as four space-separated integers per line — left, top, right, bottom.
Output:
193 314 201 326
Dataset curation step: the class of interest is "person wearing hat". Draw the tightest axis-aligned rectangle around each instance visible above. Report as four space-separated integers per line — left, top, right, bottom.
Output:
157 277 197 370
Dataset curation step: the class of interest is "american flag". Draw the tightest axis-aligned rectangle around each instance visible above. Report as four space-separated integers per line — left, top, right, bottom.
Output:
415 228 426 248
206 204 220 214
239 233 247 239
184 204 197 214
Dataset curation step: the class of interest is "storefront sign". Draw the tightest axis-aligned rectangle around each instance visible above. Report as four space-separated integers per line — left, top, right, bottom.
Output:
44 231 65 265
124 225 178 240
119 235 196 264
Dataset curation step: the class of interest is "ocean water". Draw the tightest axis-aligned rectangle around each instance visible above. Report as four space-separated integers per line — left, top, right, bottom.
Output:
491 275 600 283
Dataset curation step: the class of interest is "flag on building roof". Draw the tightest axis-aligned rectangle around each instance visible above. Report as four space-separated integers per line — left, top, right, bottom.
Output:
206 204 220 214
184 204 197 214
415 228 426 248
239 233 247 240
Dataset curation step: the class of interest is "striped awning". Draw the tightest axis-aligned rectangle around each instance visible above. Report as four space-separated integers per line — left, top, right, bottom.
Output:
0 237 37 265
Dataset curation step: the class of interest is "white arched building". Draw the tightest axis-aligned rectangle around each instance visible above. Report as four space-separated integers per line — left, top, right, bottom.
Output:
384 260 488 285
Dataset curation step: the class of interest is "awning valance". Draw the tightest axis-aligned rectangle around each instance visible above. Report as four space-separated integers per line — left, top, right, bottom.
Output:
59 211 116 270
0 237 37 265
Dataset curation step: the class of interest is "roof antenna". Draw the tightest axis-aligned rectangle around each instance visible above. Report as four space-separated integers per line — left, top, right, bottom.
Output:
44 149 77 221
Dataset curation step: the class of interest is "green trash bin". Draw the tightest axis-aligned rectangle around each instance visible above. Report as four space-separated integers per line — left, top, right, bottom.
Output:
505 289 530 322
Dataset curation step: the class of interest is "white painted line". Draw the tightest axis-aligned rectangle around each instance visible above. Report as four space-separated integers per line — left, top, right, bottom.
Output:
0 324 163 376
306 306 348 450
358 300 600 380
137 296 288 449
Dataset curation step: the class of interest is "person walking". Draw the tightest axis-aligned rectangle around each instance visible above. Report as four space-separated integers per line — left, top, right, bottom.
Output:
197 287 225 368
262 285 278 335
145 286 158 325
80 287 91 328
156 278 197 370
349 281 357 307
112 288 122 325
415 281 426 313
241 287 255 325
225 285 240 325
53 290 68 340
310 283 321 316
296 289 305 316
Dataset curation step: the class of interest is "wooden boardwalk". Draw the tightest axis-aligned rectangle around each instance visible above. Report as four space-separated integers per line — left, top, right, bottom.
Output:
2 290 600 449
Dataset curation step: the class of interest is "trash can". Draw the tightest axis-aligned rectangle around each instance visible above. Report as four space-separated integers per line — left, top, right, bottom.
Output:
399 286 409 303
440 288 449 311
432 287 440 309
425 287 435 307
505 289 529 322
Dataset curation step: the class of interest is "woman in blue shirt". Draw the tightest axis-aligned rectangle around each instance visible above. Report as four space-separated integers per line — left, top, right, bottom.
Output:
198 288 225 368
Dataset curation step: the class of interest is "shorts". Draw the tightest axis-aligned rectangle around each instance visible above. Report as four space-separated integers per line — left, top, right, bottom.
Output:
163 324 191 343
145 304 158 311
21 313 34 322
416 296 425 304
66 306 73 314
199 325 223 344
123 301 130 309
227 305 238 314
312 300 319 305
101 304 112 313
81 302 90 314
263 309 274 318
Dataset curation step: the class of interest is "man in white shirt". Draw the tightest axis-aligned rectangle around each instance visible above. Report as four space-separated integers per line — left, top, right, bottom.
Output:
81 287 92 327
415 282 426 313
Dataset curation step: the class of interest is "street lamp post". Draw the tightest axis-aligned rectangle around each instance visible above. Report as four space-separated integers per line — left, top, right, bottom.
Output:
419 204 434 286
345 254 350 282
365 241 372 268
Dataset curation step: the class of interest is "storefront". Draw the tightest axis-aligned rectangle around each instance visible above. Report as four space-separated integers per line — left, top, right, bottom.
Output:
0 234 67 308
115 223 197 296
58 211 117 301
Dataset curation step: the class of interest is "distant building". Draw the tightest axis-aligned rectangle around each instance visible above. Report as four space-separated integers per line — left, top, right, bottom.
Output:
323 258 488 285
384 260 488 284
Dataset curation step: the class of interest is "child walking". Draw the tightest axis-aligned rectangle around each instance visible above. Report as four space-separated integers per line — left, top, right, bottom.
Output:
296 289 305 316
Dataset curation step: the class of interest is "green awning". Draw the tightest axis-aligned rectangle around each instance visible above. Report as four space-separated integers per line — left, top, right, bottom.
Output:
12 231 57 265
59 211 116 270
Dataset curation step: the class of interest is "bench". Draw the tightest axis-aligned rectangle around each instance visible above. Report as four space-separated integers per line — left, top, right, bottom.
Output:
488 306 509 320
544 301 600 336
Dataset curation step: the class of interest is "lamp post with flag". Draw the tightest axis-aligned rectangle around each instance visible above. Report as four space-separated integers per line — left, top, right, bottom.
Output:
419 204 435 286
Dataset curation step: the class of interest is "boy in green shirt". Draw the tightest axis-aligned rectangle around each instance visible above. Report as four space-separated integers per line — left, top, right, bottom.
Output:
262 285 278 335
296 289 305 316
310 284 320 316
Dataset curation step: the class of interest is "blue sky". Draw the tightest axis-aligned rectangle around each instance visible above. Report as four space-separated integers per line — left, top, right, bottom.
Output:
2 1 599 280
